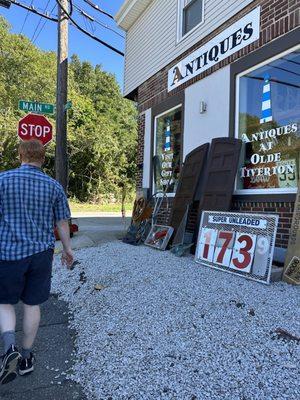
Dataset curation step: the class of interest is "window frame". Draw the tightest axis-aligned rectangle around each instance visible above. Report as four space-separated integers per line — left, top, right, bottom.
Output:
234 43 300 196
153 104 183 197
177 0 205 43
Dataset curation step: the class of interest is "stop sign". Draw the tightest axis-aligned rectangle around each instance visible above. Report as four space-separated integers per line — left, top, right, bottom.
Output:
18 113 53 146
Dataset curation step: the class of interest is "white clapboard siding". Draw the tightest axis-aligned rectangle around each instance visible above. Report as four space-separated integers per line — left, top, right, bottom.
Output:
123 0 256 96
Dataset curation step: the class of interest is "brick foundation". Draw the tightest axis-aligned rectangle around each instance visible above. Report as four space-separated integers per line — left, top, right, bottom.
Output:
155 198 295 249
231 200 295 248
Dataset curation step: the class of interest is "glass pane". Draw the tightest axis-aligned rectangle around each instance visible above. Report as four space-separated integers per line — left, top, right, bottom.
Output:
154 107 182 194
183 0 203 35
237 49 300 191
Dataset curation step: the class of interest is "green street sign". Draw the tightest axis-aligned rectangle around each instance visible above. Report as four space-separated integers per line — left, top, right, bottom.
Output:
18 100 55 115
64 100 72 111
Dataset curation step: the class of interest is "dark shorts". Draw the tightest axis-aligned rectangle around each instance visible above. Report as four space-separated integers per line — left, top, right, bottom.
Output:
0 249 54 306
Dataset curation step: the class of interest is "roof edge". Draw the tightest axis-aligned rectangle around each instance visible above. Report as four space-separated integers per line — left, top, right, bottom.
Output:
115 0 153 31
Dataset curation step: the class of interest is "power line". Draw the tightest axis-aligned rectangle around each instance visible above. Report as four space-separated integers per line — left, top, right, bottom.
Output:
55 0 124 56
20 0 34 34
11 0 124 56
11 0 58 22
30 0 51 43
83 0 114 20
32 3 57 44
73 3 125 38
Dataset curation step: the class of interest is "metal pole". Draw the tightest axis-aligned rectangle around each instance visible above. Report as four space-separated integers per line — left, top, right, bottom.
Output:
55 0 69 191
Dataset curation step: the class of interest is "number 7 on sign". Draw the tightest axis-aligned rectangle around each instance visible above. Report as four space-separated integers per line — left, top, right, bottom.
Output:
213 231 235 267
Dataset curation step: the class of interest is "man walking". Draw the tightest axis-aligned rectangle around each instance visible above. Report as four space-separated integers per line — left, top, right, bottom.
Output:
0 139 74 385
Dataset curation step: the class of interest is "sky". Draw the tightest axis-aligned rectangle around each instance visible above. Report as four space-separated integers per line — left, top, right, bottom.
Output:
0 0 126 88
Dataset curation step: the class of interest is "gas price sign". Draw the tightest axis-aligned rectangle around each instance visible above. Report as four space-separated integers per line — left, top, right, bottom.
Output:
195 211 279 284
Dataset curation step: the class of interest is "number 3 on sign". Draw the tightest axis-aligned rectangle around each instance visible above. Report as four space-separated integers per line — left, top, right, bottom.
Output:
229 233 257 273
198 228 218 262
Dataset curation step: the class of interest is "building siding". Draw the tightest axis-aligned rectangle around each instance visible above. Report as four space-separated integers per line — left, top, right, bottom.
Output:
136 0 299 112
124 0 256 96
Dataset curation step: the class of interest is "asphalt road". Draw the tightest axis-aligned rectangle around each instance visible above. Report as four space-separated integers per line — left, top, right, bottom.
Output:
0 296 87 400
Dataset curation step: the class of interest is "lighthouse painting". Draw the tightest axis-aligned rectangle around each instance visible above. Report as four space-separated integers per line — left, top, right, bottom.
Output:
164 119 172 152
260 74 273 124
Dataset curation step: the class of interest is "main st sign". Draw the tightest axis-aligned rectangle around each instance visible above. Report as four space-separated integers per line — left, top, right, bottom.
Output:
18 113 53 146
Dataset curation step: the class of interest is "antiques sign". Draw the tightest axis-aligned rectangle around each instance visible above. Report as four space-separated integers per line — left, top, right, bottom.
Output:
195 211 278 284
283 183 300 285
168 7 260 91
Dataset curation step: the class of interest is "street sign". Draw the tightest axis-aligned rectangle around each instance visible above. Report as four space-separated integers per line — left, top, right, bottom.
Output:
18 100 54 115
18 113 53 146
64 100 72 111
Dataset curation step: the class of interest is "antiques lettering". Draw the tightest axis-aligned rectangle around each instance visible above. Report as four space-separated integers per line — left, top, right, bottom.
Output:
168 8 260 91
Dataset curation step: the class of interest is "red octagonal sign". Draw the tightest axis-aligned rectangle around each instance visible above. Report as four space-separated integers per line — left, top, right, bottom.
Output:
18 113 53 146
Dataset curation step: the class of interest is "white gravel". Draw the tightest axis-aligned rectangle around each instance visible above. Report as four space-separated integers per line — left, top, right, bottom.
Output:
52 242 300 400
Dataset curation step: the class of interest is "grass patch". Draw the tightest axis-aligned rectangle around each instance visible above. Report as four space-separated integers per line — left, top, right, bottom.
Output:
70 201 133 213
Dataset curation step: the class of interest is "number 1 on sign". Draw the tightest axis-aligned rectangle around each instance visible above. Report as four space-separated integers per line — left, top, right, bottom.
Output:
198 228 218 262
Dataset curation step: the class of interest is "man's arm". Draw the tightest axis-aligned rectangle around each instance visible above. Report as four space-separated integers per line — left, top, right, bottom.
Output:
56 220 74 268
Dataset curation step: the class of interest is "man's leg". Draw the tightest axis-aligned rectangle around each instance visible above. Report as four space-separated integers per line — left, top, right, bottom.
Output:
0 259 28 384
22 304 40 358
0 304 16 352
18 249 53 376
0 304 20 385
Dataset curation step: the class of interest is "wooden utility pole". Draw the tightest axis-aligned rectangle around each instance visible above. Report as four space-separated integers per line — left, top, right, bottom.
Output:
55 0 69 191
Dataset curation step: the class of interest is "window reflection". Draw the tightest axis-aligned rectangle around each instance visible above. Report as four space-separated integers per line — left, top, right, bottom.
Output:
154 107 182 194
237 49 300 191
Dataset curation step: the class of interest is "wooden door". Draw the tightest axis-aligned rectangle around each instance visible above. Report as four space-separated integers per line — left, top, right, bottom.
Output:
169 143 209 233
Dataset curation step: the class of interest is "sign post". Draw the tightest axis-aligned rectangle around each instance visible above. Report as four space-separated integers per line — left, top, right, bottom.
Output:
283 182 300 285
18 100 55 115
18 113 53 146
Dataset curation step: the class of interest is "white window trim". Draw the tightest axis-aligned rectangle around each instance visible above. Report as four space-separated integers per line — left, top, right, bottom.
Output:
153 105 183 197
176 0 205 44
234 44 300 196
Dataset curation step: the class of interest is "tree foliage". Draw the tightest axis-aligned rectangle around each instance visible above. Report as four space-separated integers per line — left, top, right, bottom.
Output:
0 17 137 203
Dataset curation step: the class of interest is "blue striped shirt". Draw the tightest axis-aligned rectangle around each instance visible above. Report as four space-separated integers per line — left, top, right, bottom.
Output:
0 164 71 261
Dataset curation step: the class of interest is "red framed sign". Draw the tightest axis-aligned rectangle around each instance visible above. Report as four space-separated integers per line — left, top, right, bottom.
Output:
195 211 279 284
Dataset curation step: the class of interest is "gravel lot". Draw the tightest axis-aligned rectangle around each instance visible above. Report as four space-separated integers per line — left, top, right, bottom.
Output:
52 242 300 400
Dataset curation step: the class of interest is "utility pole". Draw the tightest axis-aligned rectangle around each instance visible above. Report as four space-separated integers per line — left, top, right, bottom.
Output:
55 0 69 191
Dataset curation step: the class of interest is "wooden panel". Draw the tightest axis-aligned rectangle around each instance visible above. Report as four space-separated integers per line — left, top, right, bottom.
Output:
199 138 242 211
169 143 209 232
191 138 242 252
283 184 300 285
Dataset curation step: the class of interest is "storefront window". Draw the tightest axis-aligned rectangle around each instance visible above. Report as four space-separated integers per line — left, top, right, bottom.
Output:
236 47 300 193
154 106 182 194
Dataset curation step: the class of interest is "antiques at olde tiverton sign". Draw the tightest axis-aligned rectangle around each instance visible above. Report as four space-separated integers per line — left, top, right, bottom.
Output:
195 211 278 285
283 182 300 285
236 48 300 193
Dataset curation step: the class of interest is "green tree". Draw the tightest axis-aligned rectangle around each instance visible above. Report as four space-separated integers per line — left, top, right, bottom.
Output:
0 17 138 203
